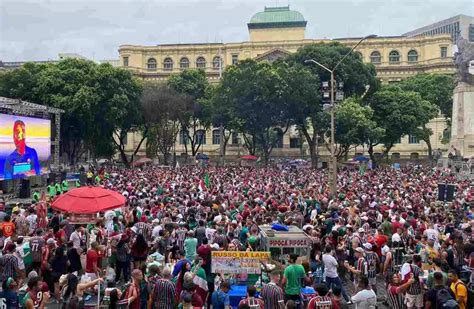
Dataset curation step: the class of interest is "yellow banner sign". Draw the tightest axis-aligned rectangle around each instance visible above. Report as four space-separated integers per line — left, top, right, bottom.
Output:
211 251 270 274
211 251 271 259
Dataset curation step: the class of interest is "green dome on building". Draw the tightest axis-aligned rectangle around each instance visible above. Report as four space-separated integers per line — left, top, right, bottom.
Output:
248 6 307 29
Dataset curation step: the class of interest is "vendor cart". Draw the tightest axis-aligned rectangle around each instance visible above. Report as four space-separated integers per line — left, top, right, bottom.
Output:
258 225 311 264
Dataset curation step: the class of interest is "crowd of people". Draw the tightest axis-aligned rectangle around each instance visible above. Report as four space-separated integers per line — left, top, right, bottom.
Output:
0 164 473 309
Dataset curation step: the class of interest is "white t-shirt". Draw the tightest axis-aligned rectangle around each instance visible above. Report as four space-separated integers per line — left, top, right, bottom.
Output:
70 231 82 249
351 289 377 309
424 228 439 243
322 253 339 278
152 225 162 239
26 214 37 233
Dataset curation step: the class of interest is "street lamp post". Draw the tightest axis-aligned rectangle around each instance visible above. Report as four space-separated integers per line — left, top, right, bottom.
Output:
305 34 377 198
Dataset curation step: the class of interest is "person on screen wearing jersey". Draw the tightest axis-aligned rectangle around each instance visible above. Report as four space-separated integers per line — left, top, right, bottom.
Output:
4 120 41 180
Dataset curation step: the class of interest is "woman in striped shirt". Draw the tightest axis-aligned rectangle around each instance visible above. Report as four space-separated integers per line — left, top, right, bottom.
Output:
387 273 415 309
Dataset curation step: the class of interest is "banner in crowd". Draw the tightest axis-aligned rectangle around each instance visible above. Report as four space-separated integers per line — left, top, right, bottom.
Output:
0 114 51 180
211 251 270 274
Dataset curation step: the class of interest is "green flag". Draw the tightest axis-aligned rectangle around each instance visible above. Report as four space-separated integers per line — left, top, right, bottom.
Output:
204 173 210 188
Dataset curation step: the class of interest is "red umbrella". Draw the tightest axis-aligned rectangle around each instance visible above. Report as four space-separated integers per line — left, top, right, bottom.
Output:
132 157 153 167
52 187 126 214
241 155 258 161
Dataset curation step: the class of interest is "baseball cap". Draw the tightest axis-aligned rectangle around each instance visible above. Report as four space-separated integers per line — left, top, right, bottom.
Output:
363 243 372 250
355 247 364 254
358 228 365 233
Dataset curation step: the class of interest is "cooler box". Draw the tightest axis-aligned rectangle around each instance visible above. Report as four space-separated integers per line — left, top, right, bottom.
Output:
229 285 247 308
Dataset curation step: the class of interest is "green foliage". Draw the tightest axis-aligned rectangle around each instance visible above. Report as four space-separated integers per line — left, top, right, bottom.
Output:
168 69 211 156
396 73 454 118
0 59 142 164
368 86 438 160
285 42 379 97
216 59 295 162
334 98 383 159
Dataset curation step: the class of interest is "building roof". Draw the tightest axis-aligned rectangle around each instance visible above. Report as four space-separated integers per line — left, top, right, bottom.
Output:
403 14 474 36
248 6 307 29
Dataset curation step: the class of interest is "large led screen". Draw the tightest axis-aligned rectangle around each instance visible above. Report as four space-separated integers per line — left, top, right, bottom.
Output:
0 114 51 180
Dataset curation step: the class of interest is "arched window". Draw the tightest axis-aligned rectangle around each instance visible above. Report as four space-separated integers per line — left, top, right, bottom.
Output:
196 57 206 69
355 51 363 60
180 57 189 69
389 50 400 64
212 56 222 70
370 51 381 64
147 58 157 70
407 50 418 63
195 130 206 144
163 57 173 70
212 129 220 145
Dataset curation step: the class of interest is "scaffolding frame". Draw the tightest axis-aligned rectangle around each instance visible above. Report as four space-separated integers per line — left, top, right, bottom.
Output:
0 97 64 169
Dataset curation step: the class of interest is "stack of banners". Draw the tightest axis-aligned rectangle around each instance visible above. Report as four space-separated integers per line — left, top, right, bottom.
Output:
211 251 270 274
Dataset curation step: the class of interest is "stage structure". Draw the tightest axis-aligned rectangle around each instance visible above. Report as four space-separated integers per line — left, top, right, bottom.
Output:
0 97 63 169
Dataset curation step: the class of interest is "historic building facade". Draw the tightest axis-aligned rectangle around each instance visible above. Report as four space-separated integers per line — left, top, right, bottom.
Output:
118 6 456 161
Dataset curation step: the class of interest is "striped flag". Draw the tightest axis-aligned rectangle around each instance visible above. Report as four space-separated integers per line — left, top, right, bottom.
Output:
192 263 208 304
198 179 207 192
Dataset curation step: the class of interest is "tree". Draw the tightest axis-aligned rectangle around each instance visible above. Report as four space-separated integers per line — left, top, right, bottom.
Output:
140 83 186 165
275 62 321 167
395 74 453 159
367 87 437 163
333 98 383 160
284 42 379 167
0 59 142 165
397 74 454 119
203 84 241 161
217 60 292 164
168 70 211 157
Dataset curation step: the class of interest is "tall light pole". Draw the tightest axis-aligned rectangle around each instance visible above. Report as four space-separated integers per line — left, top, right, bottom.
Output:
305 34 377 198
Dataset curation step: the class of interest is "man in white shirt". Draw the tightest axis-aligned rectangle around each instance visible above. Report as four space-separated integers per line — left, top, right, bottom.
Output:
322 245 351 303
351 276 377 309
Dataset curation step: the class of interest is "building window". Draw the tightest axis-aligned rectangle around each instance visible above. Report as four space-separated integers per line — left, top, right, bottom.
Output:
407 50 418 63
163 57 173 70
232 54 239 65
179 57 189 69
389 50 400 64
408 134 419 144
392 152 400 159
440 46 448 58
212 56 222 70
179 130 188 144
123 56 129 67
212 129 220 145
147 58 157 70
196 57 206 69
289 137 300 148
231 132 239 145
370 51 381 64
470 24 474 42
195 130 206 144
355 51 363 61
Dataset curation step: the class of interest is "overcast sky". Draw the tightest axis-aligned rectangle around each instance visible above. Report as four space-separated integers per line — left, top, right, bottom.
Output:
1 0 472 61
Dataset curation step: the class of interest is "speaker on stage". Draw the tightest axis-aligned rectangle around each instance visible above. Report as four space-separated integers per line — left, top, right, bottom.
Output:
438 183 447 201
446 184 456 202
438 183 456 202
19 178 31 199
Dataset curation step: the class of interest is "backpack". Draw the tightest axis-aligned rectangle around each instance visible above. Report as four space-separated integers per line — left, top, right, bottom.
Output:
436 288 459 309
454 281 473 309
